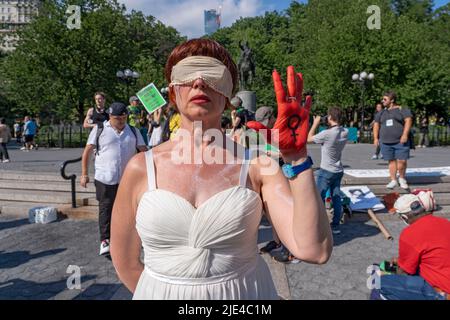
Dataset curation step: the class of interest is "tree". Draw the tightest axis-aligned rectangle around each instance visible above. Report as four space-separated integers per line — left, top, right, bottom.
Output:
0 0 184 124
209 0 449 123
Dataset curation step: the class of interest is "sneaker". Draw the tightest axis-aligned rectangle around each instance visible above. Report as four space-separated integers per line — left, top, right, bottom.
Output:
99 239 110 256
398 178 409 190
272 247 301 264
259 241 282 254
2 159 10 163
371 154 378 160
331 225 341 235
386 180 398 189
20 147 26 150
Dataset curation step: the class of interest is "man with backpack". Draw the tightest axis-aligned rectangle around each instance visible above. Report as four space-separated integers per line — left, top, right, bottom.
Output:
373 91 413 190
80 102 147 256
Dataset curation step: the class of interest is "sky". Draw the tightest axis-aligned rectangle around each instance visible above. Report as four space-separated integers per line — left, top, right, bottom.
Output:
119 0 450 38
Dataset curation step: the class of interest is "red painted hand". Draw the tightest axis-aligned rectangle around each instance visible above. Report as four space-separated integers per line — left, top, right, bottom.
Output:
247 66 312 156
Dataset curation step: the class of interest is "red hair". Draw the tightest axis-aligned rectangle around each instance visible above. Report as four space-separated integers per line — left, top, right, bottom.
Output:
165 39 238 106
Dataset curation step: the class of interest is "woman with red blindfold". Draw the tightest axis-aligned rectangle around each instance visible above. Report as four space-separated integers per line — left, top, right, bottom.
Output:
110 38 332 300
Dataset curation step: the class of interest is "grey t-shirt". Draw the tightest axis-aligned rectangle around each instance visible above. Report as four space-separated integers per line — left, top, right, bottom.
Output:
313 126 348 173
374 107 412 144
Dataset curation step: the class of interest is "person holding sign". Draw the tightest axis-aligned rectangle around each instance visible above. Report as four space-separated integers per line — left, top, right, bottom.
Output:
110 38 332 300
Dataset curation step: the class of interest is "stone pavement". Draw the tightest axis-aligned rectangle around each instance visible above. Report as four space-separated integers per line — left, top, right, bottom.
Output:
1 143 449 174
0 217 131 300
0 213 405 300
0 143 448 300
286 219 403 300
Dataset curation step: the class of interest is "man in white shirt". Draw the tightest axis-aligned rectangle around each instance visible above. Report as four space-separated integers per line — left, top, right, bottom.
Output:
80 102 147 256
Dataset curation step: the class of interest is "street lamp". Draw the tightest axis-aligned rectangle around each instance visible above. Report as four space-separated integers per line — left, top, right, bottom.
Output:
352 71 374 132
116 68 140 102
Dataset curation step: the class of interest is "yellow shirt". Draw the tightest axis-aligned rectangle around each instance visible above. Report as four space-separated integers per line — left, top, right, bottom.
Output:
169 113 181 140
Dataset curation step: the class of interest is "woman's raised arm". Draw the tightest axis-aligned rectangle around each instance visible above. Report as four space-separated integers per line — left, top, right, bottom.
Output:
248 66 333 264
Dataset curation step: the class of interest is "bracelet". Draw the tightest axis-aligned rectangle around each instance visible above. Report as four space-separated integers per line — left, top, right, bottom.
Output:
80 175 89 179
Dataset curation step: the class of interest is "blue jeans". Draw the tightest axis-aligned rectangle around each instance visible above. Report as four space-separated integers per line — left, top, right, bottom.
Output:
380 142 410 161
139 127 148 146
316 169 344 226
371 275 445 300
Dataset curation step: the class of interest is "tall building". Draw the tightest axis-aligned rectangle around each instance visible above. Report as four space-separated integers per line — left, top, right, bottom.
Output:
204 9 220 35
0 0 40 52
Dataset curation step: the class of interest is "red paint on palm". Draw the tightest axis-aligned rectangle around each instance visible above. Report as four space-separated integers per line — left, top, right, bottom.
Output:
247 66 311 155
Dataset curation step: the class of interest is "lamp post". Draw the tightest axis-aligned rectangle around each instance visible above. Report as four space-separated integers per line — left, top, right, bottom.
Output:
116 69 140 102
352 72 374 132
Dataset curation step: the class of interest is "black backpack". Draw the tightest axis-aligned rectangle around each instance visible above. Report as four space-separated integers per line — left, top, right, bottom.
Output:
94 122 139 155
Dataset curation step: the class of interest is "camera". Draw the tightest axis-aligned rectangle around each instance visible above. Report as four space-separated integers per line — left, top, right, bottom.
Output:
320 116 328 125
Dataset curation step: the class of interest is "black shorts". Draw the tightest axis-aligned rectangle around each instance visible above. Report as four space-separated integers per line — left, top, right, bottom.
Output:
24 135 34 143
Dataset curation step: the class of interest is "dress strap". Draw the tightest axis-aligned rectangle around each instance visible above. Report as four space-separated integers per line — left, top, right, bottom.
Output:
239 149 251 187
144 149 156 191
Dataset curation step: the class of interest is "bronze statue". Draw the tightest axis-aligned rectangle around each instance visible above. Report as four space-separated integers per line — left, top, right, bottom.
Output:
238 41 256 91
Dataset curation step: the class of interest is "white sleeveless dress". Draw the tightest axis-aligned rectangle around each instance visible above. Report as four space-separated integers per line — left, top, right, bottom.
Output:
133 149 278 300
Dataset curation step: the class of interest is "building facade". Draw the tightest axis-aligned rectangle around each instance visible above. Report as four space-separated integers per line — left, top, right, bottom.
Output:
0 0 39 51
204 9 220 35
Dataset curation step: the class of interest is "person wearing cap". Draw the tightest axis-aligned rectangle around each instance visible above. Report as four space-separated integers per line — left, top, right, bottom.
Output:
128 96 142 129
128 96 149 146
80 102 147 256
371 190 450 300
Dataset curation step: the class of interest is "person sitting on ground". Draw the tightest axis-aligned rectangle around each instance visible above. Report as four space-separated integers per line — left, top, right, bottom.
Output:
371 190 450 300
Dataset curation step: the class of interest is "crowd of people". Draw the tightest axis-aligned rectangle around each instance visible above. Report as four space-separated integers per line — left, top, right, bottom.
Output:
0 115 39 163
1 37 448 301
74 37 449 299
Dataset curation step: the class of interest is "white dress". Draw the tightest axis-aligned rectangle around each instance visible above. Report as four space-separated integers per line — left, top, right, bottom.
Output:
133 149 278 300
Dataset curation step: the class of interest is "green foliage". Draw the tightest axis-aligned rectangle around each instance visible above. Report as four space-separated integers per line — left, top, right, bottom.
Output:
0 0 184 124
210 0 449 120
0 0 448 126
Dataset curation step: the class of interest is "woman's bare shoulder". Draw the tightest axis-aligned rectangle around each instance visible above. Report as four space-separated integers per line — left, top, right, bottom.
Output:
124 152 147 181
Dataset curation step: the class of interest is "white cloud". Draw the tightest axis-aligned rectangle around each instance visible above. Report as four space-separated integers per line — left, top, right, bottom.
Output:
119 0 266 38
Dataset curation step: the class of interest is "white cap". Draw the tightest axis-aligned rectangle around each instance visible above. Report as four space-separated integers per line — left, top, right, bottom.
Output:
394 190 436 214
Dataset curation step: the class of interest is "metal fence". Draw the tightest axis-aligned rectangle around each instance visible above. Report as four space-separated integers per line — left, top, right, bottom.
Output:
31 123 450 149
35 124 91 148
357 125 450 146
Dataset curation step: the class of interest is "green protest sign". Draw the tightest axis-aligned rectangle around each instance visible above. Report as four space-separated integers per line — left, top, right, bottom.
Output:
136 83 167 114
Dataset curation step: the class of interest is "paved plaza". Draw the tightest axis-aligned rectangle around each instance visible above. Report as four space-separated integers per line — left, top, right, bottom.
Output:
0 214 403 300
0 143 449 300
2 142 450 173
